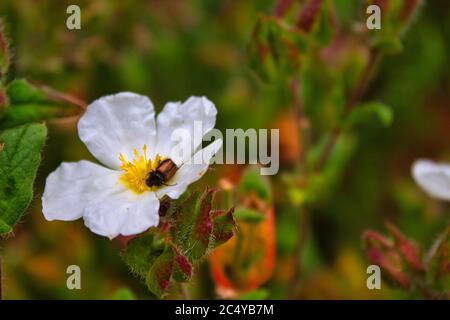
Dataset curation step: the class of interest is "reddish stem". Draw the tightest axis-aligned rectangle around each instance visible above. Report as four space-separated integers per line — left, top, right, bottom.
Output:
296 0 323 32
272 0 295 18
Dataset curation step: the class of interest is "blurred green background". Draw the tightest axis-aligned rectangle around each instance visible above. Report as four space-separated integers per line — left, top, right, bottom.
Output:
0 0 449 299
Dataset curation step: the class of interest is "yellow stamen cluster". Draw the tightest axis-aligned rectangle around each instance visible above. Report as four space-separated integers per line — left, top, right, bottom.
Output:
119 145 162 194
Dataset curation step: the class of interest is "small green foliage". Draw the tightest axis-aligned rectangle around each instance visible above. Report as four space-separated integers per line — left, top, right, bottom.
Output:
121 233 164 279
367 0 423 54
238 167 271 202
248 14 307 82
172 246 193 282
0 123 47 235
7 79 46 104
0 79 78 130
186 187 216 260
169 190 201 248
210 208 236 248
346 101 394 128
238 289 269 300
146 246 174 298
233 207 265 224
122 187 235 298
112 287 136 300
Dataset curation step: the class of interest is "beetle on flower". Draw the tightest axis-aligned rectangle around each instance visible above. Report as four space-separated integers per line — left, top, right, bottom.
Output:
42 92 222 239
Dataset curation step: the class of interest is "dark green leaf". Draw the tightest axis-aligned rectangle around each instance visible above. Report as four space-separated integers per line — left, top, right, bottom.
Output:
146 246 174 298
6 79 46 104
170 190 201 248
210 208 236 248
0 123 47 235
172 246 193 282
0 79 78 129
121 233 164 279
247 15 306 82
186 188 216 261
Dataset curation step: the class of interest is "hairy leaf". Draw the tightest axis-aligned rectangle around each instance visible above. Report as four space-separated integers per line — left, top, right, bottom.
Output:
0 79 77 129
172 246 193 282
121 233 164 279
210 208 236 248
146 246 174 298
0 123 47 235
187 188 216 261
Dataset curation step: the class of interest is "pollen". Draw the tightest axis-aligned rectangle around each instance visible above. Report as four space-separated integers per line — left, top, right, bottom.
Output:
119 145 162 194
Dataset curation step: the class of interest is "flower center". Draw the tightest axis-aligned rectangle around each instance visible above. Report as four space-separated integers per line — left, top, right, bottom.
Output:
119 145 163 194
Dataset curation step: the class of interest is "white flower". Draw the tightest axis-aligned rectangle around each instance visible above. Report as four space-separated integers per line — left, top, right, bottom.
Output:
412 159 450 201
42 92 222 239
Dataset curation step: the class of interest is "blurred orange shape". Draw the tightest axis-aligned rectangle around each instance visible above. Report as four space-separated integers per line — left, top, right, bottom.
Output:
210 206 275 298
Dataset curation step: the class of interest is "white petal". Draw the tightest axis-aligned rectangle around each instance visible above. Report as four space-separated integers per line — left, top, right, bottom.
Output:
156 139 222 199
412 159 450 201
155 97 217 165
78 92 157 169
42 161 120 221
83 190 160 239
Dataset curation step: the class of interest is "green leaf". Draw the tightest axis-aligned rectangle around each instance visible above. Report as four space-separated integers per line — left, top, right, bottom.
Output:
146 246 174 298
170 191 201 249
233 207 264 223
311 1 333 46
247 15 306 82
7 79 46 104
112 287 136 300
346 101 393 128
238 167 271 201
0 123 47 235
172 246 193 282
0 79 77 129
306 134 356 203
210 208 236 248
371 36 403 55
238 289 269 300
121 233 164 279
186 188 216 261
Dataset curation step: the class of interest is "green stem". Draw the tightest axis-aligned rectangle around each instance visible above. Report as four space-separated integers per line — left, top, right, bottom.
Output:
315 49 381 172
288 49 381 298
288 206 310 297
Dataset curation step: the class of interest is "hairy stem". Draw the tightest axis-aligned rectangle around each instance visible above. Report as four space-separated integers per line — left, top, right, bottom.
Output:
38 85 87 111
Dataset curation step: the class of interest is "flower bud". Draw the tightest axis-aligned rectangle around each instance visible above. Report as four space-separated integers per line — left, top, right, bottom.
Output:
363 229 411 289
